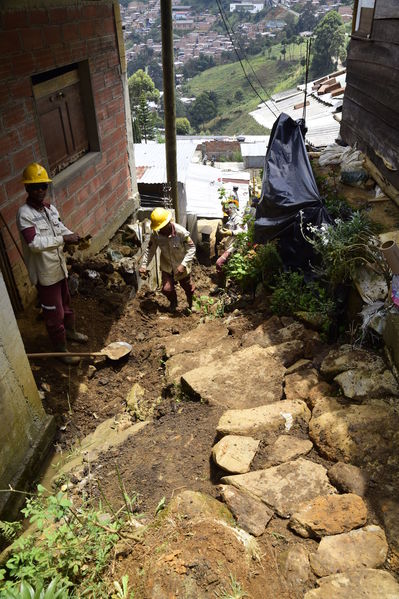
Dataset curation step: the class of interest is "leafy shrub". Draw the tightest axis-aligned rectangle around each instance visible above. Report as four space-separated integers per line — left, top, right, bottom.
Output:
1 578 70 599
224 226 282 291
0 485 129 597
270 271 336 334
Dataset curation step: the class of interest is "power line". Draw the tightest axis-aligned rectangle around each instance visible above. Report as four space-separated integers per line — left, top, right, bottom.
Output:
215 0 279 119
217 0 279 113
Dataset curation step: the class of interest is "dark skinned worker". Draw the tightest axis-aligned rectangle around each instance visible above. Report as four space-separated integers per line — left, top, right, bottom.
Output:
17 163 88 364
139 207 196 312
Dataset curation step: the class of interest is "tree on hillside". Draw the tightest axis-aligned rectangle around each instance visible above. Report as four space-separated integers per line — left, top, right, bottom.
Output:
128 69 160 110
295 2 318 33
311 11 346 77
176 117 191 135
136 93 155 143
188 92 218 131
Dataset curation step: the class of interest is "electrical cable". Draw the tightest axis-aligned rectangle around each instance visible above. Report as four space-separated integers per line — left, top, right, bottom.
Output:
215 0 279 118
217 0 279 114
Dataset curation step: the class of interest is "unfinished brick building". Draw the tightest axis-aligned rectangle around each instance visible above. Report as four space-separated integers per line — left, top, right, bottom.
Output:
0 0 138 309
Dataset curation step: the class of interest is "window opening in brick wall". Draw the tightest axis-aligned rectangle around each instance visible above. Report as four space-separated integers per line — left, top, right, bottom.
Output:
32 62 99 177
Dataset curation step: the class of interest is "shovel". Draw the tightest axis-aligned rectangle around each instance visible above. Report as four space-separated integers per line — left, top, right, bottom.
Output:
27 341 133 361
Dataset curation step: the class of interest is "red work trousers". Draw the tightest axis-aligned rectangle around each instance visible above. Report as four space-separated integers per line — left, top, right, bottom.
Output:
161 271 195 305
37 278 74 348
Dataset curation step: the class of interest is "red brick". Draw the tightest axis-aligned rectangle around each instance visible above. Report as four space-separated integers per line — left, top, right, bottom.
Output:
44 25 62 46
1 10 29 29
18 122 37 145
7 245 22 267
22 28 44 51
0 57 13 80
66 7 81 21
62 23 79 43
0 30 22 55
49 8 68 24
104 70 119 88
78 20 95 39
97 87 113 107
0 131 19 155
11 53 35 76
115 112 126 128
5 176 25 201
69 40 87 61
11 147 36 172
10 78 32 100
0 200 22 225
0 157 12 180
54 45 72 66
29 10 49 25
60 197 74 217
34 48 57 72
2 104 26 129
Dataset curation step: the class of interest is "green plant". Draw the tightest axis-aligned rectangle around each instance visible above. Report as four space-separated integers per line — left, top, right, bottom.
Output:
215 574 249 599
0 578 70 599
193 295 215 316
270 271 335 335
112 575 134 599
224 227 282 291
0 485 129 596
0 520 22 543
301 211 390 286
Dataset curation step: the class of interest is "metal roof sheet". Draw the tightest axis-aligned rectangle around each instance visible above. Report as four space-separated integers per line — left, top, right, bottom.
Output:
186 163 223 218
134 140 197 183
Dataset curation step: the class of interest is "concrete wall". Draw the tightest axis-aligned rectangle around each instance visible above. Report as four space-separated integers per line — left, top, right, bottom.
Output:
0 0 139 306
0 273 55 520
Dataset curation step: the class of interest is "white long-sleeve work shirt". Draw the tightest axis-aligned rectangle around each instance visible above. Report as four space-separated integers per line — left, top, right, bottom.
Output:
141 223 196 276
17 202 73 286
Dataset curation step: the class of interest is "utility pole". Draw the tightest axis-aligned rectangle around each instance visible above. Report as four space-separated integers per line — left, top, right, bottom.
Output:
160 0 179 222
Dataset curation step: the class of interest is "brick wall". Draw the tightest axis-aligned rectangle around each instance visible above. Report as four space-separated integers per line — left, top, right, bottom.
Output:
0 1 136 303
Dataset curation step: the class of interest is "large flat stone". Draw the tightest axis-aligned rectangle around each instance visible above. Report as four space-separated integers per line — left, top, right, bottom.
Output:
212 435 259 474
284 369 320 403
162 321 229 358
327 462 368 497
309 400 399 465
309 525 388 577
181 345 286 408
221 458 336 518
217 399 311 437
334 368 399 400
289 494 367 538
218 484 273 537
165 338 238 384
263 435 313 467
320 345 386 379
280 545 310 588
262 340 304 367
304 569 399 599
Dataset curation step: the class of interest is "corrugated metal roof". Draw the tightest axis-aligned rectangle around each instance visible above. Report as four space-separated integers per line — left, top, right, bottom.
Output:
134 140 198 184
186 163 223 218
250 71 346 148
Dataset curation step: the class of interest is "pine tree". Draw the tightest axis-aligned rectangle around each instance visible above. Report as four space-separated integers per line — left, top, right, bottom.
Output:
136 92 154 143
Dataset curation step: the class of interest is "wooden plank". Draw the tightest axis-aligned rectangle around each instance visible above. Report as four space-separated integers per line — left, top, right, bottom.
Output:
374 0 399 19
344 84 399 132
347 57 399 89
348 37 399 65
372 20 399 44
347 73 399 118
342 97 399 170
33 70 79 100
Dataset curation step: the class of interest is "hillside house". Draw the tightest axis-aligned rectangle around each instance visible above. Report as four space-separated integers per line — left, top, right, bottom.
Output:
340 0 399 191
0 0 138 311
0 0 138 519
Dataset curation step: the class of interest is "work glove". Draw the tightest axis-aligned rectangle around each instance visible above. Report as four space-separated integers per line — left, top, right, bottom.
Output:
220 228 233 237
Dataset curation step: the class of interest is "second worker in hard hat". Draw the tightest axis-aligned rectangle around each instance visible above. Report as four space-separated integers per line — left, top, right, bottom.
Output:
139 208 196 312
17 163 88 365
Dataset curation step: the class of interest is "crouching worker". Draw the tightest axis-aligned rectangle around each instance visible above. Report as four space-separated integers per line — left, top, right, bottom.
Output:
214 198 245 289
17 163 88 365
139 207 196 312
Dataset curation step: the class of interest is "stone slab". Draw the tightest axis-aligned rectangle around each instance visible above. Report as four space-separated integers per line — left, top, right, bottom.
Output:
309 525 388 577
320 345 386 379
217 399 311 437
181 345 286 409
334 368 399 400
304 569 399 599
289 494 367 538
280 545 310 588
263 435 313 467
221 458 336 518
218 484 273 537
327 462 368 497
284 369 319 403
162 321 229 358
165 338 238 384
212 435 259 474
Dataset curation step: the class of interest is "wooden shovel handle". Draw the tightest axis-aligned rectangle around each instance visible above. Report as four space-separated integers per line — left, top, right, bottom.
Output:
27 351 104 358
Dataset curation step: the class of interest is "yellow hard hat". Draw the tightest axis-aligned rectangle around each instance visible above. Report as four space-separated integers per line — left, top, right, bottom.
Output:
22 163 52 184
150 207 172 231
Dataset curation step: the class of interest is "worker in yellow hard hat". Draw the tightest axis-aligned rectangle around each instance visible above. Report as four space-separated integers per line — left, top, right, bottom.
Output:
139 207 196 312
16 163 88 364
212 197 245 293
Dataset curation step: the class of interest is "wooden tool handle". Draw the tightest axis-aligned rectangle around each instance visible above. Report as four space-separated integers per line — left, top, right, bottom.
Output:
27 351 103 358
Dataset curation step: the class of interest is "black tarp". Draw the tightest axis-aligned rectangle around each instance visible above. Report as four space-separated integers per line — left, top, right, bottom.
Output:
254 113 331 269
